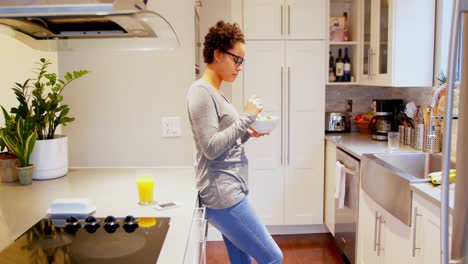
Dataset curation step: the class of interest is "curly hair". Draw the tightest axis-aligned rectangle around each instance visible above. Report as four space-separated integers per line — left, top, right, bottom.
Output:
203 21 244 64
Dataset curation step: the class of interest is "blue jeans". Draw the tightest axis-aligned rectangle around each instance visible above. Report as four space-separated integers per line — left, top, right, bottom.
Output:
206 196 283 264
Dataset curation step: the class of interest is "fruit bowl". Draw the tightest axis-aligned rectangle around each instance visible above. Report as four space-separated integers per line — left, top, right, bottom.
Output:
353 119 372 134
251 115 280 134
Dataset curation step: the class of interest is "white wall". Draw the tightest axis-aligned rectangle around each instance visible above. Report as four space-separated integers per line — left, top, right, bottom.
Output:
199 0 233 99
198 0 245 110
0 26 58 125
58 0 196 167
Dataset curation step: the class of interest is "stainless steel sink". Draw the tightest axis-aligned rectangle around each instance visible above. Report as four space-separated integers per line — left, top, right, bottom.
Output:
361 153 456 226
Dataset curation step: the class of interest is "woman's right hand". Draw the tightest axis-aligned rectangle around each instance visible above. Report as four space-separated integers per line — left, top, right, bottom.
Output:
244 95 263 118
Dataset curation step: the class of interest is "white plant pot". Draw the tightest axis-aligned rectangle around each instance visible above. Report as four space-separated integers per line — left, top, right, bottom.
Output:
30 135 68 180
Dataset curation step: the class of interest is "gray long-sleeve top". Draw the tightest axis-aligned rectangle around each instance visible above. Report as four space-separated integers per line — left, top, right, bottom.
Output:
187 79 255 209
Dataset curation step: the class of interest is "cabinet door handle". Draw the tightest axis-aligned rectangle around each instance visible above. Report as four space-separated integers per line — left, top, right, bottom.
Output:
288 5 291 35
374 211 379 251
370 48 373 80
370 48 375 80
367 48 370 81
412 207 422 257
281 66 284 166
281 5 283 36
377 216 386 256
287 66 291 165
369 48 373 80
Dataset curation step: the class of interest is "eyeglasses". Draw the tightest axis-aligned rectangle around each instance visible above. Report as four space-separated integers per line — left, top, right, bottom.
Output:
223 50 244 66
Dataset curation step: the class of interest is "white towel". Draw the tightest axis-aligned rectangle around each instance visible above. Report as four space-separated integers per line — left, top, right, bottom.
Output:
335 161 346 209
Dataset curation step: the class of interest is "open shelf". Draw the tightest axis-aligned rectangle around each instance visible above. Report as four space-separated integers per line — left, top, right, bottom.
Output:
326 82 358 86
329 41 358 45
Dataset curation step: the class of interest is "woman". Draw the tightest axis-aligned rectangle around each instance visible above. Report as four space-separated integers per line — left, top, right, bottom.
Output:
187 21 283 264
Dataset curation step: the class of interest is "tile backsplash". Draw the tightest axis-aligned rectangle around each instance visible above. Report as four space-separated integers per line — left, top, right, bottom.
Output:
326 85 433 115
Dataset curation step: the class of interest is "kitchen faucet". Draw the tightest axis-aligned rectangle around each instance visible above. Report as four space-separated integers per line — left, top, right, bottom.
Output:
428 82 447 137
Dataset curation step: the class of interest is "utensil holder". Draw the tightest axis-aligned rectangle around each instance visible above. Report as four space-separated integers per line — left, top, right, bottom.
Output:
398 125 405 144
423 125 442 153
404 126 413 145
413 124 425 150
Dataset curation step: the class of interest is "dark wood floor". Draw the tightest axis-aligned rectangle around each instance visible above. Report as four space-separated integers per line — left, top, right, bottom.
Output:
206 233 347 264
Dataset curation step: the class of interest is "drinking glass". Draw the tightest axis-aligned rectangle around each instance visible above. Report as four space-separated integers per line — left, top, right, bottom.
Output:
137 175 155 205
387 132 400 152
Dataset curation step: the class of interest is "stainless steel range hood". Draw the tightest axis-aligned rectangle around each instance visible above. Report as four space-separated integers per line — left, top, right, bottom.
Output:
0 0 179 45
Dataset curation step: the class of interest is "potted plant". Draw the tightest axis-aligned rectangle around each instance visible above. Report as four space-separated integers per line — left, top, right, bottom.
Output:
0 107 20 182
10 58 89 180
0 116 37 185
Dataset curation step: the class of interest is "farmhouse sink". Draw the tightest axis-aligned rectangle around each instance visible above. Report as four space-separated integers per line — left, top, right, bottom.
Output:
361 153 456 226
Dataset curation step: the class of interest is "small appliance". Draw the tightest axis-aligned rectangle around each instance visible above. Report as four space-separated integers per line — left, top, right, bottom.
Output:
325 112 351 132
370 99 403 140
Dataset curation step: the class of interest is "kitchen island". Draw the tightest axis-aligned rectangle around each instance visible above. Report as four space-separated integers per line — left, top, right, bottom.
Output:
0 168 198 264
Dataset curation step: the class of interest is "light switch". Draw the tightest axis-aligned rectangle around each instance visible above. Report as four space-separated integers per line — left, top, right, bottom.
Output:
161 116 181 137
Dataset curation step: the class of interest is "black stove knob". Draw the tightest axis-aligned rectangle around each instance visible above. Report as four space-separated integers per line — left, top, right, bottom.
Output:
85 224 100 233
104 216 117 225
85 216 97 224
65 216 81 234
123 215 139 233
103 215 119 233
123 215 137 225
66 216 80 224
84 216 100 233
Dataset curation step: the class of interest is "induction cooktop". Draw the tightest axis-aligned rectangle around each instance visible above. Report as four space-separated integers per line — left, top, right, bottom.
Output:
0 216 170 264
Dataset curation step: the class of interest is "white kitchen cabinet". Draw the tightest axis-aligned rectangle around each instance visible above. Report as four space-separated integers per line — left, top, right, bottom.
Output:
243 41 285 225
244 40 325 225
324 141 336 234
357 189 412 264
358 0 435 87
357 190 382 264
410 192 452 264
243 0 326 40
284 40 325 225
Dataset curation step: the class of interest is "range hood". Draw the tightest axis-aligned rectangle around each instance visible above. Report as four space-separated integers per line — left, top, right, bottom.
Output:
0 0 179 45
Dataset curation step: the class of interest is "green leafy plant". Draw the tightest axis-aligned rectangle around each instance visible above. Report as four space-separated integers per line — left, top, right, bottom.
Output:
0 106 17 153
10 58 89 140
0 117 37 167
437 72 447 86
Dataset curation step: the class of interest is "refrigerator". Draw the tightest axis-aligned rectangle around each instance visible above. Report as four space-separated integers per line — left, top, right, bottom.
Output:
443 0 468 263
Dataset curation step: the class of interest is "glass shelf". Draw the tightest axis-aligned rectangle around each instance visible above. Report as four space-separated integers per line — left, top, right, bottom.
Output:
329 41 358 45
326 82 358 86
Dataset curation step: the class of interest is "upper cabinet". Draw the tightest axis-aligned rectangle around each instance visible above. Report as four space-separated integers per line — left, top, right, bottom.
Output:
359 0 435 87
327 0 436 87
244 0 326 40
327 0 360 85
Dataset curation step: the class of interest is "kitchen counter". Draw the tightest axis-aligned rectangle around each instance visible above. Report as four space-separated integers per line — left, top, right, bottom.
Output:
326 133 456 213
410 182 455 213
0 168 198 264
325 132 419 158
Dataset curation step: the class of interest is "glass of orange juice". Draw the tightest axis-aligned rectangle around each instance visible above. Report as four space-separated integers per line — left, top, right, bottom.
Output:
137 175 155 205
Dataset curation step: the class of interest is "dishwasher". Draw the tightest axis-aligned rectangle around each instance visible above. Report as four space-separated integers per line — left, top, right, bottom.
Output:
335 148 360 264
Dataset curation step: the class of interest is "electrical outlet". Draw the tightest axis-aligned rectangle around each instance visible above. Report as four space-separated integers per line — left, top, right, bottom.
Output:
161 117 181 137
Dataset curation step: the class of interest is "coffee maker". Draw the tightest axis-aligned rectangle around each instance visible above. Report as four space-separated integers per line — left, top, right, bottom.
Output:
369 99 404 140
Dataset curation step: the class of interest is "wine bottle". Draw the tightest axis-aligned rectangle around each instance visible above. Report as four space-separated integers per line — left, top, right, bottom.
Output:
343 47 351 82
335 48 344 82
329 51 336 82
343 12 349 41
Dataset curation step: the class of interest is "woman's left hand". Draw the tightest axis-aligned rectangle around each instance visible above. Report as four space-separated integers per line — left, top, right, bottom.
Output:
247 127 269 138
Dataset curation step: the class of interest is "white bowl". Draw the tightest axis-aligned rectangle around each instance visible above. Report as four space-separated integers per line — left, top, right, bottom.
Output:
251 116 280 133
